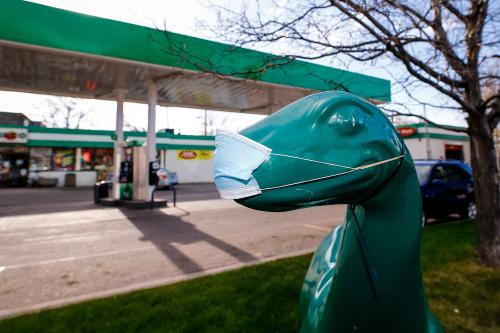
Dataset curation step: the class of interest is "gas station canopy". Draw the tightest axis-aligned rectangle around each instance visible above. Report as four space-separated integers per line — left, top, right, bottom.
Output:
0 1 390 115
0 1 392 203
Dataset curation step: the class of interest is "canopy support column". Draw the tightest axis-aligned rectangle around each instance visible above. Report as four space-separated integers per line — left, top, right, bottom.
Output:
145 80 157 200
160 150 165 168
112 89 126 200
75 148 82 171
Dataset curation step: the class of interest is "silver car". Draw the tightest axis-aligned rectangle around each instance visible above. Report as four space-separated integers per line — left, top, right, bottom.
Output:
157 168 179 188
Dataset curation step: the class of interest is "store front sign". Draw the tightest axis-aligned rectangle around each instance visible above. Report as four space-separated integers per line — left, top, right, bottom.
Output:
176 150 212 160
397 126 417 137
445 144 463 151
0 128 28 143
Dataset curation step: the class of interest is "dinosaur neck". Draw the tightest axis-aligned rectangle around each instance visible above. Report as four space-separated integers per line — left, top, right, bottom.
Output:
360 155 424 294
361 155 423 247
325 155 428 332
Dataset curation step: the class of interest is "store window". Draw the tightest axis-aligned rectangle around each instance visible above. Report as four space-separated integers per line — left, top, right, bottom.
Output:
29 147 52 171
53 148 75 171
81 148 113 181
81 148 113 170
445 144 464 161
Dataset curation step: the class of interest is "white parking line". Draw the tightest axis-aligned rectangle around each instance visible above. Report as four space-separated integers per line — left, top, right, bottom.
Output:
303 224 332 232
1 245 157 271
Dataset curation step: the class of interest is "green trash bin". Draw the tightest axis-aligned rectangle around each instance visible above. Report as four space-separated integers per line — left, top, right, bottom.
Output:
120 183 133 200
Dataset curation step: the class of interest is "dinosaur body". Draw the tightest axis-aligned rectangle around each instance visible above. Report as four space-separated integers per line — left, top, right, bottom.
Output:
215 91 443 332
299 153 442 332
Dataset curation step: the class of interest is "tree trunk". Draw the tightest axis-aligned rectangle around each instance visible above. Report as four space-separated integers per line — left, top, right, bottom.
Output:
467 113 500 267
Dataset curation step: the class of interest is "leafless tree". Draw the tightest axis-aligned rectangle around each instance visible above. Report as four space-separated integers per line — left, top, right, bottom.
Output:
192 0 500 265
124 120 146 132
197 110 230 135
41 97 91 129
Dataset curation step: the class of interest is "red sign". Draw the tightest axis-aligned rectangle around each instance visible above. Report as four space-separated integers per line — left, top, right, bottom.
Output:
4 131 17 140
178 150 197 159
84 79 97 92
397 126 417 137
445 144 463 151
0 129 28 143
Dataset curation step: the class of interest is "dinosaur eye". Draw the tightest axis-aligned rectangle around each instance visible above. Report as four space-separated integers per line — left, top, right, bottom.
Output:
327 107 365 134
328 113 355 126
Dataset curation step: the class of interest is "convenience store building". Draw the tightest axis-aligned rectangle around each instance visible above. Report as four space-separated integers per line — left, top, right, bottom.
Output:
396 123 471 164
1 121 474 188
0 124 214 187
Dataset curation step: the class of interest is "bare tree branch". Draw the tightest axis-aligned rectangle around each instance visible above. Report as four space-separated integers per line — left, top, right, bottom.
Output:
441 0 467 22
39 97 91 129
381 106 468 133
188 0 500 265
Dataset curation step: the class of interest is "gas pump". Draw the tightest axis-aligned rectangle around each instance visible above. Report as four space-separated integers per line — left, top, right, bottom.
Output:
148 161 160 209
119 147 134 200
121 142 157 202
102 139 166 208
148 161 160 186
118 141 144 201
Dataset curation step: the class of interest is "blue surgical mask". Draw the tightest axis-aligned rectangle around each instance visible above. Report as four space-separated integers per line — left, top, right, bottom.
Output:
214 130 271 199
213 130 403 200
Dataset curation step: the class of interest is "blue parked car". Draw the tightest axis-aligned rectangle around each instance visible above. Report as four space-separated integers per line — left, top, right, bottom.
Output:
414 160 476 224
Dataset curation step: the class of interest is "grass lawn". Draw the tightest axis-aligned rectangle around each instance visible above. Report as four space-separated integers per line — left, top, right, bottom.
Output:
1 220 498 332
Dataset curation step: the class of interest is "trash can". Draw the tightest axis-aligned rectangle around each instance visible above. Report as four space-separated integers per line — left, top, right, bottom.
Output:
94 181 109 203
120 183 133 201
64 173 77 187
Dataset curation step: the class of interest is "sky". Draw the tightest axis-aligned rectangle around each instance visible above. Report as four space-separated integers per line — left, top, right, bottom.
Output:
0 0 466 134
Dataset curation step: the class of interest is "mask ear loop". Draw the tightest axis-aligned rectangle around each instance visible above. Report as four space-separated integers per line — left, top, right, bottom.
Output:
261 154 404 191
270 153 356 170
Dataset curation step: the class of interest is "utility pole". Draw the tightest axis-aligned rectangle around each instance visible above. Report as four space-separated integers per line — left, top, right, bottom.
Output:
424 104 431 159
165 107 169 129
204 109 208 136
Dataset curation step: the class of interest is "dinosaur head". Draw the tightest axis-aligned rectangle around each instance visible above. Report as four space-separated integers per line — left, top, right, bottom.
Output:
214 91 404 212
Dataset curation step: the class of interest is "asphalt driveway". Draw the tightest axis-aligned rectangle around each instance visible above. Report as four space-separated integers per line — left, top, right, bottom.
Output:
0 184 345 318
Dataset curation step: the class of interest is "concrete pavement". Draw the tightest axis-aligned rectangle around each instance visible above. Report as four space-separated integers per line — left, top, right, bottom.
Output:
0 184 346 318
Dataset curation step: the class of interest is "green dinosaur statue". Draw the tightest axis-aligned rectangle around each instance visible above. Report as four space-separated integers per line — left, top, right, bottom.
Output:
214 91 443 332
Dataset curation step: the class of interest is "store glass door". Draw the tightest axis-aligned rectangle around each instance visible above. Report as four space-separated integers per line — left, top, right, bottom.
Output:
0 147 29 187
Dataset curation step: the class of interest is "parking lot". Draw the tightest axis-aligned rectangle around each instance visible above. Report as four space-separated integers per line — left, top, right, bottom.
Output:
0 184 345 318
